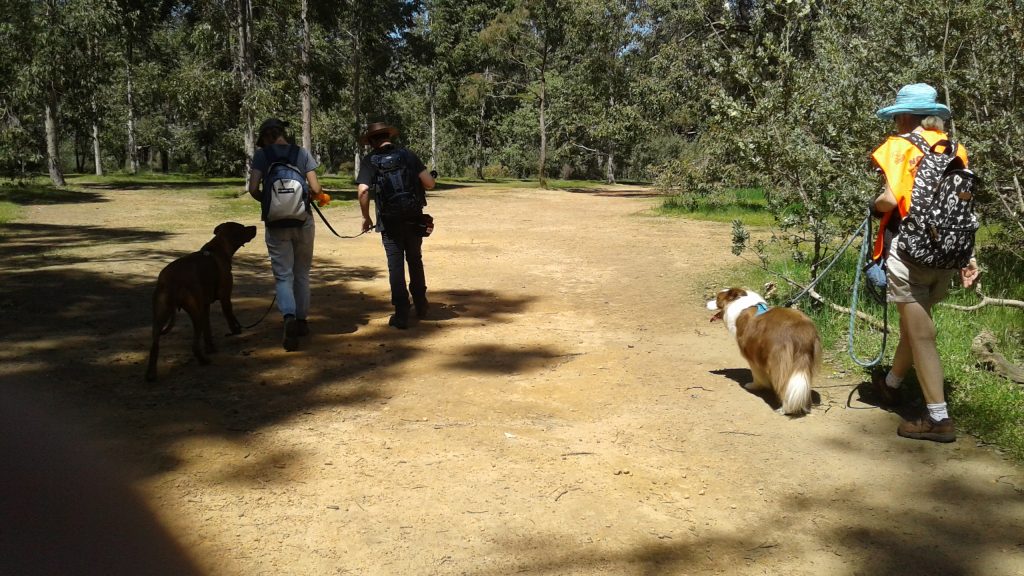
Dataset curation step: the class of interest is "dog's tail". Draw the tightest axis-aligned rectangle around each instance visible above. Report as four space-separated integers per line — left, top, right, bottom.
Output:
153 286 176 335
773 338 821 415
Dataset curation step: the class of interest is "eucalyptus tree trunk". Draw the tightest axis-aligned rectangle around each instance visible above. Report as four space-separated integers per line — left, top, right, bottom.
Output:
125 49 139 175
91 115 103 176
234 0 255 176
88 38 103 176
605 145 615 184
429 82 436 169
537 81 547 188
351 29 362 178
44 97 66 186
474 68 489 180
537 39 549 188
300 0 313 155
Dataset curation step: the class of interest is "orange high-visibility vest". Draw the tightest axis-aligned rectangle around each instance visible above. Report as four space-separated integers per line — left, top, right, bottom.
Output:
869 130 969 260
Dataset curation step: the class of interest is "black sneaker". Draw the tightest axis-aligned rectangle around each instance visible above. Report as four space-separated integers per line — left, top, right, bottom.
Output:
389 313 409 330
283 315 299 351
295 319 309 337
413 297 429 319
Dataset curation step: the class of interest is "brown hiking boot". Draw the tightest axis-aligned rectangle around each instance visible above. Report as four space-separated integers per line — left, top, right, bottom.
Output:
870 368 902 407
897 416 956 443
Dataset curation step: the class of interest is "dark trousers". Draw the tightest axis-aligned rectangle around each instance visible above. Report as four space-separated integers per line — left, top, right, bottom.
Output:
382 228 425 310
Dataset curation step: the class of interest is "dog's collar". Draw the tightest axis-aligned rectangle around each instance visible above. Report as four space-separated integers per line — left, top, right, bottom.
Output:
754 302 770 316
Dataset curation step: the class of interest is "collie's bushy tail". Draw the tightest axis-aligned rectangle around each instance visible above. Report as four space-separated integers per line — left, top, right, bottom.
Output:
773 338 821 415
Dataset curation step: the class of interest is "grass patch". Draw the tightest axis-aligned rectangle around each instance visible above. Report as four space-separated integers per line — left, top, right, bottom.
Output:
659 187 774 226
0 201 19 224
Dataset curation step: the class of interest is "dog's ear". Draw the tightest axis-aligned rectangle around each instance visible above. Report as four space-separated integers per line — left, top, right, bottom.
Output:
213 222 226 236
725 287 748 300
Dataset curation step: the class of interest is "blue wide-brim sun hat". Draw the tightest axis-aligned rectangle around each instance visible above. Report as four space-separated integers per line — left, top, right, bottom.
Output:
876 83 951 120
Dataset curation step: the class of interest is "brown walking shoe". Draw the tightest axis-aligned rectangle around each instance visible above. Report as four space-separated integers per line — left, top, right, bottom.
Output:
897 416 956 443
870 368 902 407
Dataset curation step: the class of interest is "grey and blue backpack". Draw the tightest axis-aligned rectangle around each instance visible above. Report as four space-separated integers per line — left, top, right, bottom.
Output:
896 132 979 269
260 144 310 227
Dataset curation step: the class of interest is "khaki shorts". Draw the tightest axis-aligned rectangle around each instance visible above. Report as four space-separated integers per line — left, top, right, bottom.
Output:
886 241 956 307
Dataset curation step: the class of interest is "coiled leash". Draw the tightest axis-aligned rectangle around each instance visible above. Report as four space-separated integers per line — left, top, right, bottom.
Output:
848 209 889 368
779 211 889 368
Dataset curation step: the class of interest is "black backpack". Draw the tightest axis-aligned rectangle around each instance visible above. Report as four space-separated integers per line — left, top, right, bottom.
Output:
261 144 310 227
896 132 979 269
370 147 424 225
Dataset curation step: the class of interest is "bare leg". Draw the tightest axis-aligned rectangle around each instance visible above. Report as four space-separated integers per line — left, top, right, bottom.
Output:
895 301 944 404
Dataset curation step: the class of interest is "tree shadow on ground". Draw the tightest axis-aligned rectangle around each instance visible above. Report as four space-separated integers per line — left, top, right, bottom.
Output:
563 187 664 198
0 222 557 485
471 453 1024 575
422 288 536 324
442 344 574 374
77 181 236 191
0 185 107 205
0 223 170 270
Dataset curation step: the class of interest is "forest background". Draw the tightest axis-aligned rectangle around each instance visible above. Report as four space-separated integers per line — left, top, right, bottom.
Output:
1 0 1022 453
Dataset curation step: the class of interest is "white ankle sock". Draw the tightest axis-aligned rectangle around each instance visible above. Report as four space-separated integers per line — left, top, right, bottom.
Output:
885 371 903 389
927 402 949 421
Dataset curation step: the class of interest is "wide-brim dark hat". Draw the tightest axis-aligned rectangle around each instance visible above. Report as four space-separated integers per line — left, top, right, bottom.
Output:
257 118 289 138
359 122 399 145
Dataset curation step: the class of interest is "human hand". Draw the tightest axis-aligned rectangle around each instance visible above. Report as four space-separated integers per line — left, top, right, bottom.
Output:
312 191 331 207
960 258 979 288
362 217 373 232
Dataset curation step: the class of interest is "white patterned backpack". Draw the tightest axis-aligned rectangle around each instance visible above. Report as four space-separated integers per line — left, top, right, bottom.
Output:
896 132 979 269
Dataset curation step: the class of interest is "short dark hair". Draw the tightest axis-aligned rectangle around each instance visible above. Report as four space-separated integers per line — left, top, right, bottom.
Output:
260 126 286 145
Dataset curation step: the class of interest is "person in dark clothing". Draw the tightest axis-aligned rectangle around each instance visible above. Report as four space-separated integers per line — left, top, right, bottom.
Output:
355 122 436 329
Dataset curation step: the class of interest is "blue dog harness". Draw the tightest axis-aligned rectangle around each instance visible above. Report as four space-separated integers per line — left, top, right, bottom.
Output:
755 302 770 316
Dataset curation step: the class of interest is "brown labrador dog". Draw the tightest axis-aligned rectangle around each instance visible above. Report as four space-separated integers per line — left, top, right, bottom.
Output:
145 222 257 381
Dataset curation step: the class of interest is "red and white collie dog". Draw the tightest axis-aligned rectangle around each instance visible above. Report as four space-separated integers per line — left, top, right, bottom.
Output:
707 288 821 415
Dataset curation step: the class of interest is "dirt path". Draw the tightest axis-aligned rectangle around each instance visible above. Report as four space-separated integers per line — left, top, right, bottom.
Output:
2 183 1023 576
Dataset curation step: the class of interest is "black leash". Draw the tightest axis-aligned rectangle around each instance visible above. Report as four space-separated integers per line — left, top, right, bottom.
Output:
237 197 367 332
312 202 369 239
240 294 277 330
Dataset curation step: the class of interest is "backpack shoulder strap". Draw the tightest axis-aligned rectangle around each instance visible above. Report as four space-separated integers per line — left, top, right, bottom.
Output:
263 145 280 166
900 132 930 154
286 144 301 170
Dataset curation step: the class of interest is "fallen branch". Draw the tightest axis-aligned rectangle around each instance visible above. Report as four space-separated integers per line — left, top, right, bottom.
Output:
971 330 1024 384
758 272 887 332
942 283 1024 312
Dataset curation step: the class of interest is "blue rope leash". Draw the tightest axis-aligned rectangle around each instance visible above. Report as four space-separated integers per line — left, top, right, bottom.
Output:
780 211 889 367
783 218 868 307
847 210 889 367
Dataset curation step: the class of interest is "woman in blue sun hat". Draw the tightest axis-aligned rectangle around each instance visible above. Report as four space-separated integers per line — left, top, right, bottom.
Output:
868 83 980 443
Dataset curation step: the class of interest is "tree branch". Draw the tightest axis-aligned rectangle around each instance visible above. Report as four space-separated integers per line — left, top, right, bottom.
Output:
740 257 888 331
941 283 1024 311
971 330 1024 384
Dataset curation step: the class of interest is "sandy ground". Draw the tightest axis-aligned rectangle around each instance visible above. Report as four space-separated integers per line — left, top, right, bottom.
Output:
2 181 1023 576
